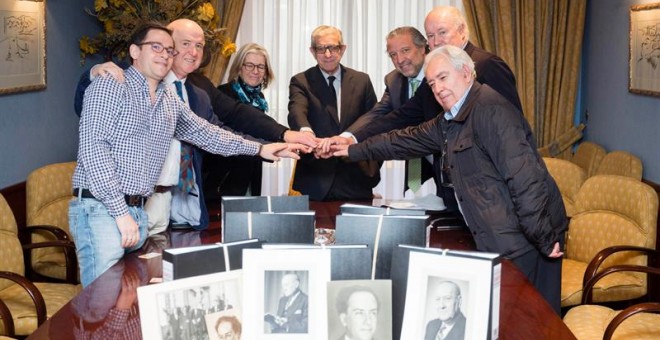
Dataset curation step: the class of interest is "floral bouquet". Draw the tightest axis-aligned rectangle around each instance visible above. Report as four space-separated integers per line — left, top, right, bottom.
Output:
79 0 236 63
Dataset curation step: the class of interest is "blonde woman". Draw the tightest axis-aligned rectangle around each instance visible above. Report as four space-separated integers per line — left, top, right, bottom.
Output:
205 43 275 198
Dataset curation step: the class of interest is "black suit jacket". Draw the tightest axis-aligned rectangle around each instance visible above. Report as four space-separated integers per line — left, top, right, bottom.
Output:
424 312 467 340
288 65 379 201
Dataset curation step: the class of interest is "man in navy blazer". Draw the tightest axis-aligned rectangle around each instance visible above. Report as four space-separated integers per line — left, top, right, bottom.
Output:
288 25 379 201
424 281 466 340
340 26 431 192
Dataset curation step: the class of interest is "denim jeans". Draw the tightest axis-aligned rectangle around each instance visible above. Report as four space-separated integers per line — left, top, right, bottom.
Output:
68 197 148 287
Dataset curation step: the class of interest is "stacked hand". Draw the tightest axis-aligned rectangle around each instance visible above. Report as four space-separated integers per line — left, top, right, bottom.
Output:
259 143 313 161
315 136 353 158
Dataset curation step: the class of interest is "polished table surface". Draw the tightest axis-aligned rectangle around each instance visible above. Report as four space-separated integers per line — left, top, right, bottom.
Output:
27 201 575 339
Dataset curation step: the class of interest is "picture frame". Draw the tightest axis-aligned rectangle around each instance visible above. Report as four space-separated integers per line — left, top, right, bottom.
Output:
0 0 46 95
326 279 392 340
137 270 243 340
242 248 331 339
400 251 501 340
629 2 660 97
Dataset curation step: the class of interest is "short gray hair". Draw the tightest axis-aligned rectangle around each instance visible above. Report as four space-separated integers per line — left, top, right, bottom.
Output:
425 45 475 78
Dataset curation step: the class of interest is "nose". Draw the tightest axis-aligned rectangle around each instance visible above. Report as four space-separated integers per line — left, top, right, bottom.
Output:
324 48 333 57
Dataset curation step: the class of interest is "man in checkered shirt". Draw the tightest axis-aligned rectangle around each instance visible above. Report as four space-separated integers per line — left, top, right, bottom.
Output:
70 22 305 287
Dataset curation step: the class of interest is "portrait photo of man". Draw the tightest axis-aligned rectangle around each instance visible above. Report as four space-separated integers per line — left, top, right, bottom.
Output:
424 278 468 340
328 280 392 340
264 271 309 334
213 314 242 340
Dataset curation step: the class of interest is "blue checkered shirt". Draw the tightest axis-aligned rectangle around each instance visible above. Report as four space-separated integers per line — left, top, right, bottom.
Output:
73 66 261 217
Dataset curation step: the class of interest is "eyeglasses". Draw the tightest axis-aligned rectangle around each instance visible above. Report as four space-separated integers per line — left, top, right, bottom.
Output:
313 45 343 55
242 62 267 72
136 41 178 58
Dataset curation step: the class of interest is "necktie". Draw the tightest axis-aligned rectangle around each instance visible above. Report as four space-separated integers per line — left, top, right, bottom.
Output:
410 78 421 97
436 323 448 340
174 80 195 193
407 78 423 193
327 75 338 122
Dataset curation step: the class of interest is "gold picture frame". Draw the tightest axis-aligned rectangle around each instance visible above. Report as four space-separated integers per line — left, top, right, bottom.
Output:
629 2 660 97
0 0 46 95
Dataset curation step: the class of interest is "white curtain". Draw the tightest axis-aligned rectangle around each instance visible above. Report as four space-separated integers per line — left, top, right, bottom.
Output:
230 0 463 199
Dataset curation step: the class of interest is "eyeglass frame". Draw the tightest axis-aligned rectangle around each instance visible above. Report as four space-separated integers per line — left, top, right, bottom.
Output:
242 62 267 72
312 44 344 55
135 41 179 58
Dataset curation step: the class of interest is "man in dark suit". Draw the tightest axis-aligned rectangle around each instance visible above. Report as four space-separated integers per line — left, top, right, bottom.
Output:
424 281 466 340
288 25 379 201
265 273 309 333
318 6 521 211
336 26 431 193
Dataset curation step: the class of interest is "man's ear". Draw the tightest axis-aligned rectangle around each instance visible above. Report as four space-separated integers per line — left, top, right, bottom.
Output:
129 44 140 60
339 312 347 327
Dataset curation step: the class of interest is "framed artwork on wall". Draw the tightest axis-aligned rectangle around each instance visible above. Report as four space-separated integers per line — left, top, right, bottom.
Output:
629 2 660 97
0 0 46 95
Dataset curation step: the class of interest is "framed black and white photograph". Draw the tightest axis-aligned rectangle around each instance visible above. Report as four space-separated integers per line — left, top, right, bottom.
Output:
401 251 500 340
242 248 331 339
0 0 46 95
629 2 660 97
326 280 392 340
137 270 243 340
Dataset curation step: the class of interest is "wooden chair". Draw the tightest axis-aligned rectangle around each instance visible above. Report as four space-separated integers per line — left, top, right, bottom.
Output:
25 161 78 282
563 247 660 340
595 150 643 180
0 194 80 337
561 175 658 307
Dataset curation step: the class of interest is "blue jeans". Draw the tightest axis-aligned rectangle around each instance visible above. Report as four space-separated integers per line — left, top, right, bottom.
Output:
68 198 148 287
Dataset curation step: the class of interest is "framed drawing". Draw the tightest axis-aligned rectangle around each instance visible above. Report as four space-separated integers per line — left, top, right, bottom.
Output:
629 3 660 97
242 248 331 339
137 270 243 340
0 0 46 95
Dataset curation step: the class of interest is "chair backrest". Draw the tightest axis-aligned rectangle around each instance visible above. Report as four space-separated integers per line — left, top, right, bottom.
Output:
595 151 643 180
543 157 587 217
26 161 76 232
566 175 658 275
0 194 26 291
25 161 76 278
570 141 606 177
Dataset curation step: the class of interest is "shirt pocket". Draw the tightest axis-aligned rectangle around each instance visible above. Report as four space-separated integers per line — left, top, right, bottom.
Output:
452 136 480 178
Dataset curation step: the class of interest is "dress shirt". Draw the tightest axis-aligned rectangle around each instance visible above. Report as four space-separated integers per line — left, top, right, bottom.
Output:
300 69 342 135
73 66 261 218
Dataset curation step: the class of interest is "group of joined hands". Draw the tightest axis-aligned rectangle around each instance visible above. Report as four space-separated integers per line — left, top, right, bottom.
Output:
276 132 355 161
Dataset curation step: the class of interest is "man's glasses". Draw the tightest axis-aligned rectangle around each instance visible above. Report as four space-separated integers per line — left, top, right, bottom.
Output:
136 42 178 58
242 62 267 72
313 45 343 55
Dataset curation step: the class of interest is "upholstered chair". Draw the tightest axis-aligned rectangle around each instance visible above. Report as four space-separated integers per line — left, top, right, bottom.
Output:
543 157 587 217
563 247 660 340
570 141 606 177
0 194 80 337
595 150 643 180
26 161 77 282
561 175 658 307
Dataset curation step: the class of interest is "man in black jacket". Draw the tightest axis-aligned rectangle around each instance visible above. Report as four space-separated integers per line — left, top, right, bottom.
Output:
333 45 567 315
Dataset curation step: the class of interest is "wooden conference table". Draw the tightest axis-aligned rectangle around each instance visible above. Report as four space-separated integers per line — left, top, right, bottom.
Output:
27 201 575 339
